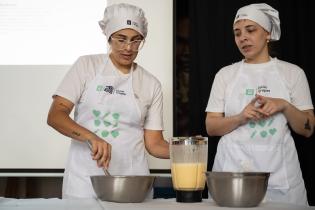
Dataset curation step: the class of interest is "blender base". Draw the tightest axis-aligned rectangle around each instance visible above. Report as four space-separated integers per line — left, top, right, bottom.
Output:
175 190 203 202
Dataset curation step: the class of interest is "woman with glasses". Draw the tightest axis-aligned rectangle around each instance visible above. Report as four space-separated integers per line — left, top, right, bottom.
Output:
205 3 314 205
47 3 169 198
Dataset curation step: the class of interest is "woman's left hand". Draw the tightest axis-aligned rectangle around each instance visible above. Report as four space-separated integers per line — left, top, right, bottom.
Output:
255 94 314 137
254 94 288 117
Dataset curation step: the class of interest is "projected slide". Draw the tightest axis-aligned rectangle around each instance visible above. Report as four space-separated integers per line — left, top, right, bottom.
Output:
0 0 107 64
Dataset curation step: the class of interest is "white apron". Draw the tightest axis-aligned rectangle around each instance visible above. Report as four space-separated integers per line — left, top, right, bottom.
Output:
62 56 149 198
212 58 308 205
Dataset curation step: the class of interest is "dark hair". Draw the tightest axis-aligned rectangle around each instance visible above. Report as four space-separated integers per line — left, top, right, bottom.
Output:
268 41 280 58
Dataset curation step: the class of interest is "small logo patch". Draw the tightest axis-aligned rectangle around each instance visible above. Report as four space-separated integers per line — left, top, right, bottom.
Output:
96 85 103 91
245 89 254 95
104 86 114 94
127 20 131 25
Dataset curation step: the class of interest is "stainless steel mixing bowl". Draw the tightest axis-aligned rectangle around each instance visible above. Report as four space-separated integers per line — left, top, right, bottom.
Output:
205 171 270 207
90 175 155 203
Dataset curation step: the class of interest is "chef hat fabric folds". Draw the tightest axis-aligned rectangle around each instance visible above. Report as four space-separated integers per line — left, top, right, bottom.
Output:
99 3 148 38
234 3 281 41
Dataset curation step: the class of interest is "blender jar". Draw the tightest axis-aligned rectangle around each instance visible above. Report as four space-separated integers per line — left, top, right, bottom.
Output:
170 136 208 202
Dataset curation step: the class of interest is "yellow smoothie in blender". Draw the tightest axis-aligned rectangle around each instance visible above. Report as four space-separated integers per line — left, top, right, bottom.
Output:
171 162 206 190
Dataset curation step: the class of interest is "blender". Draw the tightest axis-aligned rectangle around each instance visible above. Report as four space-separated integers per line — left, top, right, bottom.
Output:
170 136 208 202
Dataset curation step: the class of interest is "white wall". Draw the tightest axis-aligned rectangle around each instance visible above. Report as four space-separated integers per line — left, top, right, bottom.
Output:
0 65 71 169
0 0 172 170
0 0 106 64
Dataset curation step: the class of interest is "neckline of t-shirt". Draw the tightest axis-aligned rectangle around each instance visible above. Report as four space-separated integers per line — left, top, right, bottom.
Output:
242 57 275 69
107 56 131 77
116 70 130 78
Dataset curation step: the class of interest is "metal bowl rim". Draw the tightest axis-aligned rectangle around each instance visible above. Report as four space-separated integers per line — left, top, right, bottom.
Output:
90 175 157 178
205 171 270 177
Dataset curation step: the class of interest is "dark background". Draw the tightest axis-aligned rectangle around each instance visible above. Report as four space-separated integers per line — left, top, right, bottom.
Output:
174 0 315 205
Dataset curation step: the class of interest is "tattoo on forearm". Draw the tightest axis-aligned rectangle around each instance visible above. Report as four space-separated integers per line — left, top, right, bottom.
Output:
72 131 81 137
304 119 311 130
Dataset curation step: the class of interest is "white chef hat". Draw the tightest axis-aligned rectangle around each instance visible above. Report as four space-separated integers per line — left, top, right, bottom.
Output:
234 3 281 41
99 3 148 39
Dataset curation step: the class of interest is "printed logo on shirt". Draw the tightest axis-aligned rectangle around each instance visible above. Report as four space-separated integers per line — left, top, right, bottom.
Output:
92 110 120 138
96 85 126 95
104 85 114 94
248 117 277 139
115 90 126 95
245 89 255 96
256 85 270 95
96 85 103 92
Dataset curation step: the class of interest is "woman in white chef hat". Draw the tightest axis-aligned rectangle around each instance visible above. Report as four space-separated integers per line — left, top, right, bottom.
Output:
205 3 314 205
47 3 170 198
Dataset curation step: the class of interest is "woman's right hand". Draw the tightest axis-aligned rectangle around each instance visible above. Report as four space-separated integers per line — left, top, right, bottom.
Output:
88 138 111 169
239 95 265 125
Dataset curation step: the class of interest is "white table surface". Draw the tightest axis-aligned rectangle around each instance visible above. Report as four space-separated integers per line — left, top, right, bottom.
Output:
99 198 315 210
0 198 103 210
1 197 315 210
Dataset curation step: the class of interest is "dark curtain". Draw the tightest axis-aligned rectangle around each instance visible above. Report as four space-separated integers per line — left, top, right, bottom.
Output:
186 0 315 205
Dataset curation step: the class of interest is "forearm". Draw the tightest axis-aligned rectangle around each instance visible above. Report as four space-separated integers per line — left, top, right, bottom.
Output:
144 130 170 159
206 114 243 136
149 140 170 159
282 101 314 137
47 111 97 142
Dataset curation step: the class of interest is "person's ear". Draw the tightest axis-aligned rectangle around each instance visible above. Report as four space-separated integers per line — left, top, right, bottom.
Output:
266 33 271 43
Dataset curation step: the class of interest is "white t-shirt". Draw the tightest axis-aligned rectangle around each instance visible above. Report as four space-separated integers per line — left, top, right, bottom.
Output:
206 58 314 112
54 54 164 130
